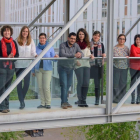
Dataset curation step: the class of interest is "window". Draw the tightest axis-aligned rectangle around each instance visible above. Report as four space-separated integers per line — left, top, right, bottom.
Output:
102 0 107 17
117 22 120 37
83 0 88 19
92 23 95 34
138 0 140 14
122 21 125 34
84 23 87 30
101 23 104 42
124 0 128 16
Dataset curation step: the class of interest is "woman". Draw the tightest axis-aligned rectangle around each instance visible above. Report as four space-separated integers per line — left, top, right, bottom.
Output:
0 25 19 113
130 34 140 104
90 31 106 105
113 34 129 103
75 28 94 107
15 26 37 109
32 33 58 109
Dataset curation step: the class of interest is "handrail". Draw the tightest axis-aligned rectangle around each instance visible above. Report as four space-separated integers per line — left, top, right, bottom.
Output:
0 57 140 60
0 0 94 105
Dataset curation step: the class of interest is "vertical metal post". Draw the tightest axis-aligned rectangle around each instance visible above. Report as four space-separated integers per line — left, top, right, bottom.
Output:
106 0 114 122
64 0 70 41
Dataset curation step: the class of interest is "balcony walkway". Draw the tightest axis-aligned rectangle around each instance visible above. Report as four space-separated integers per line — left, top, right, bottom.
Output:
0 95 140 132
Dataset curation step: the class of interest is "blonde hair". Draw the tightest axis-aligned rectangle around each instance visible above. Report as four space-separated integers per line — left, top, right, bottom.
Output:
17 26 32 46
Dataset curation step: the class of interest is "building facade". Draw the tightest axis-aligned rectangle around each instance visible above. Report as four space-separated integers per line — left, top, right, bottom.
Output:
0 0 6 22
70 0 140 48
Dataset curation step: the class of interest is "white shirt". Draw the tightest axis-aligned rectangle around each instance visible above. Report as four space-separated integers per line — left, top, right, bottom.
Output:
15 39 37 68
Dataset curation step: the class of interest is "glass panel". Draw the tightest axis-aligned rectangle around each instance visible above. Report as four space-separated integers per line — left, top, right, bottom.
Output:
0 57 106 113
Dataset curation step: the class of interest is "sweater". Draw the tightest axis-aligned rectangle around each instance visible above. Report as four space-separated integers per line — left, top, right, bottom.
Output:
75 47 91 69
130 44 140 70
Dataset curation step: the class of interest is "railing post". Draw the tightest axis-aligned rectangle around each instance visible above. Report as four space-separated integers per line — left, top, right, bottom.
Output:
106 0 114 122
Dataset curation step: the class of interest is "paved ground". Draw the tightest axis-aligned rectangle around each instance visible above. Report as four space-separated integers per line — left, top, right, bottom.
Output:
23 128 85 140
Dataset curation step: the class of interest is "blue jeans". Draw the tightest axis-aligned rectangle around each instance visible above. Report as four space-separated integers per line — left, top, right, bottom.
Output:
58 66 73 104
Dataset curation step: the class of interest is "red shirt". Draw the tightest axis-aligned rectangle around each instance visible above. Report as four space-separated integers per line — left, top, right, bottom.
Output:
130 44 140 70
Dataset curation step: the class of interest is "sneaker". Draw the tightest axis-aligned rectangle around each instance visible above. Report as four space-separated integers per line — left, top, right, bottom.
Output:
46 105 51 109
37 105 46 109
7 109 10 112
61 103 68 109
66 102 72 108
2 110 8 113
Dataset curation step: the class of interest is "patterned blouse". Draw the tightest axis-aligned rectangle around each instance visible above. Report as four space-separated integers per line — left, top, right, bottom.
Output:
113 45 129 69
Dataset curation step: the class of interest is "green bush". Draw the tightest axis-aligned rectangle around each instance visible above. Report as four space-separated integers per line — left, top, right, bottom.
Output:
0 131 23 140
62 122 139 140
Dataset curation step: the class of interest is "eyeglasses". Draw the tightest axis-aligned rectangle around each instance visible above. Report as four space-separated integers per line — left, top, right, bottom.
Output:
119 38 125 41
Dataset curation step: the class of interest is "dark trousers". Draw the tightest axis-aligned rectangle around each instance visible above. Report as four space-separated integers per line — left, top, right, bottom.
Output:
130 68 140 97
15 68 31 103
75 67 90 102
58 66 73 104
0 68 14 110
90 65 102 96
113 67 128 103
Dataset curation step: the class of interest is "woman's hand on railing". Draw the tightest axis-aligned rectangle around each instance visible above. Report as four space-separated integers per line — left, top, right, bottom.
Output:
102 53 106 57
126 56 129 58
54 54 59 58
90 55 94 60
8 53 14 58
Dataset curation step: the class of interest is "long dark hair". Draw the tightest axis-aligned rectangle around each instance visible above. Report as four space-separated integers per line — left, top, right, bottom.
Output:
134 34 140 46
76 28 90 48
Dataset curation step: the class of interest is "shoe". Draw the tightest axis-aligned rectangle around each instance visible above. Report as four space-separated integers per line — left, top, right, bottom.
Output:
78 100 84 107
66 102 72 108
83 101 88 107
46 105 51 109
19 101 25 109
7 109 10 112
75 101 79 104
2 110 8 113
61 103 68 109
37 105 46 109
131 94 135 104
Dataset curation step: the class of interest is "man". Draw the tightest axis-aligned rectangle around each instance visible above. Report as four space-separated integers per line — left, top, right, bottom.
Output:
58 32 83 109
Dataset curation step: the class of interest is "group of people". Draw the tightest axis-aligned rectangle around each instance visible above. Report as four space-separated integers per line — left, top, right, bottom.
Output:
113 34 140 105
0 24 139 113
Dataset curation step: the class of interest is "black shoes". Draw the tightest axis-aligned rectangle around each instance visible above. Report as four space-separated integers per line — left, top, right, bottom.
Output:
78 101 88 107
19 101 25 109
37 105 46 109
37 105 51 109
46 105 51 109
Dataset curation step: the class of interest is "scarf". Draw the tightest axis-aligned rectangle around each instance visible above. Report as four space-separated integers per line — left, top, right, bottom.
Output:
77 40 87 50
1 37 16 69
90 39 102 66
38 41 48 50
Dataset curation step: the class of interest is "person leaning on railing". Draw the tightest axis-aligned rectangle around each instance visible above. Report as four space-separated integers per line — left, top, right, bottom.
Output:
130 34 140 104
58 32 84 109
90 31 106 105
0 25 19 113
113 34 129 104
32 33 58 109
74 28 94 107
14 26 37 110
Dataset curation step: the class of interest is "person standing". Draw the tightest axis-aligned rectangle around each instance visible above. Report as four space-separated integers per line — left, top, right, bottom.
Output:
0 25 19 113
90 31 106 105
32 33 58 109
113 34 129 103
15 26 37 109
75 28 94 107
58 32 83 109
130 34 140 104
